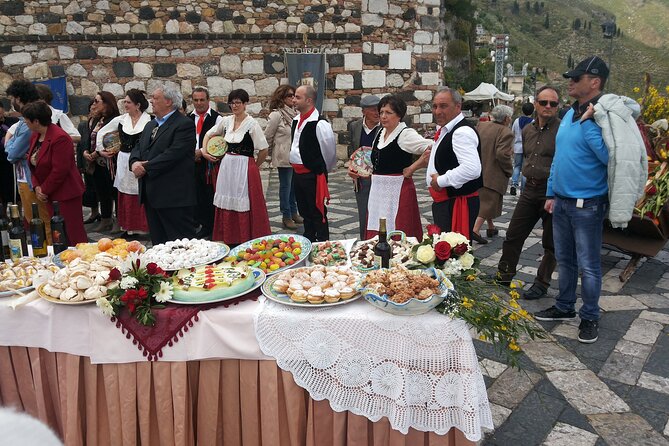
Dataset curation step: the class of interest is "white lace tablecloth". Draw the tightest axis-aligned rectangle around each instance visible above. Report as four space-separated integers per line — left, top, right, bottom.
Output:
254 298 493 441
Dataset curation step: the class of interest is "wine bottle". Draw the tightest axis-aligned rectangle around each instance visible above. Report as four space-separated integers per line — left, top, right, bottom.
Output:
8 204 28 260
0 202 10 260
30 203 48 258
50 201 69 255
373 218 392 268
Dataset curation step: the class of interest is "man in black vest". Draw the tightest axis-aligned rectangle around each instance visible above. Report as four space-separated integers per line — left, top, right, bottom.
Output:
289 85 337 242
190 86 223 238
426 88 483 240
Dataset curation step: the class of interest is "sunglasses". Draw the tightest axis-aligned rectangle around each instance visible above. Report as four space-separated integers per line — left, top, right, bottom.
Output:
537 100 559 107
284 93 295 98
93 99 102 104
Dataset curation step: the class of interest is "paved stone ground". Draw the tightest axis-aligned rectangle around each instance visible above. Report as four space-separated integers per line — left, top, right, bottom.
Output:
88 167 669 445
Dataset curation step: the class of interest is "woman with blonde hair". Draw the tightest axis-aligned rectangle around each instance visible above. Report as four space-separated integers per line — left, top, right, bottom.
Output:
265 84 301 229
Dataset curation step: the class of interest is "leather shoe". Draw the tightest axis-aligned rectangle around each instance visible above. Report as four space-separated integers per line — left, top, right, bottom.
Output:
471 232 488 244
523 283 548 300
509 186 516 196
291 214 304 224
282 217 298 230
84 214 101 225
486 228 499 237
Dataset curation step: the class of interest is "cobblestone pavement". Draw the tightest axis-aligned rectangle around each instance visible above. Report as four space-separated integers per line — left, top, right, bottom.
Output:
89 167 669 445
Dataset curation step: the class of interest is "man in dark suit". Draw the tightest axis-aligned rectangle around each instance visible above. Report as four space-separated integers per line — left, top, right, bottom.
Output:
130 84 197 245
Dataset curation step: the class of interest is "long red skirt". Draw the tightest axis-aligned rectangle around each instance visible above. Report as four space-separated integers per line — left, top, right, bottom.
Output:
365 177 423 241
212 160 271 245
117 191 149 232
47 196 88 245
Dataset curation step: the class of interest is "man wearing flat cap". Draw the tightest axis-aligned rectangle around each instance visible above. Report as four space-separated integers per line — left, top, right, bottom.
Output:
347 95 380 239
535 56 610 344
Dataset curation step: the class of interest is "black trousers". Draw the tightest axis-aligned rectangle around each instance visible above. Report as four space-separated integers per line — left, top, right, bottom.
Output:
431 195 479 239
92 163 116 218
145 203 196 246
293 171 329 242
194 160 215 235
498 181 556 288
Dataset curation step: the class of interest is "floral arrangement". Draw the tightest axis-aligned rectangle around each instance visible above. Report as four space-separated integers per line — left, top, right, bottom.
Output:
96 253 174 326
411 225 546 367
633 76 669 224
412 224 476 275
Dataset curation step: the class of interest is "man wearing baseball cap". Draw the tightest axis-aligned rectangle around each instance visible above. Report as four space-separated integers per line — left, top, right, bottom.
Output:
534 56 610 344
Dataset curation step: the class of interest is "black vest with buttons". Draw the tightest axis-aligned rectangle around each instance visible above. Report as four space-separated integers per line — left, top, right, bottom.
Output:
371 128 413 175
291 118 327 174
434 119 483 197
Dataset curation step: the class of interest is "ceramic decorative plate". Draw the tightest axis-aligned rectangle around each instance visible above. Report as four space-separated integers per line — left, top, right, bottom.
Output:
207 135 228 157
261 273 362 308
350 146 373 177
37 284 98 305
227 234 312 276
167 268 265 305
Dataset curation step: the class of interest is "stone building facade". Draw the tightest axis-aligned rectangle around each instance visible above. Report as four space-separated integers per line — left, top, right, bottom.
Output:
0 0 444 158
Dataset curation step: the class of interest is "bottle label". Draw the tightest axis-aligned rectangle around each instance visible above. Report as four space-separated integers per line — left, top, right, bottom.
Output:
52 224 65 244
1 230 8 247
9 239 24 260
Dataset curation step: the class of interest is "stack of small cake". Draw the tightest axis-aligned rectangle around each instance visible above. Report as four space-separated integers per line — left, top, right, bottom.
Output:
272 265 361 304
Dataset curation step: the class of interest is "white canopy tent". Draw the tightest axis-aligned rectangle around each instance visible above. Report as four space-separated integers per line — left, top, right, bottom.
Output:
463 82 515 103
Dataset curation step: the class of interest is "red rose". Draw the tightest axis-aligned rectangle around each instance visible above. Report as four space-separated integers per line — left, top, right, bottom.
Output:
138 288 148 300
127 302 136 313
427 224 442 236
434 241 452 261
135 258 141 269
121 289 137 302
108 268 121 281
454 243 468 256
645 184 657 195
146 262 159 275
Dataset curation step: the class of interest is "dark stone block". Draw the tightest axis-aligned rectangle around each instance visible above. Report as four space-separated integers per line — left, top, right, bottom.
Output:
77 46 97 60
154 63 177 77
353 72 362 90
303 13 319 25
421 15 440 30
113 62 133 77
362 26 375 36
277 10 289 19
338 133 349 145
643 330 669 378
0 1 24 15
402 8 416 20
416 59 431 72
185 11 201 23
344 95 360 106
362 53 388 67
169 10 180 20
421 103 432 113
395 90 417 103
263 54 284 75
0 45 13 54
72 13 84 21
138 6 155 20
70 96 95 116
328 54 344 67
626 386 669 432
325 78 335 90
50 65 65 77
350 9 361 18
233 15 246 24
557 405 598 434
37 13 60 24
216 8 233 21
331 15 343 24
310 5 326 12
104 14 115 24
201 62 219 76
216 102 231 114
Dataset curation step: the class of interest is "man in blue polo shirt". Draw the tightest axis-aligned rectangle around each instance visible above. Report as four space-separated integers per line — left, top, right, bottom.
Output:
534 56 610 344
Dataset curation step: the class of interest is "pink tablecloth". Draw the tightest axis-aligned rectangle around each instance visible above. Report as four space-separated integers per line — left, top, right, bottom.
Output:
0 347 474 446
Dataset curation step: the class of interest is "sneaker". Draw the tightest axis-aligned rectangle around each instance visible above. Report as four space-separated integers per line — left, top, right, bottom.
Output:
578 320 599 343
523 283 548 300
510 186 517 196
534 305 576 321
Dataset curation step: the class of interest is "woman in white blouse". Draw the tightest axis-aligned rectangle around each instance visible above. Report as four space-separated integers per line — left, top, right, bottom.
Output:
96 89 152 235
202 89 271 244
365 95 432 240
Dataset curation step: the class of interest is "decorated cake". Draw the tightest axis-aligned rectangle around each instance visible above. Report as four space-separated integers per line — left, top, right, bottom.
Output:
172 264 255 302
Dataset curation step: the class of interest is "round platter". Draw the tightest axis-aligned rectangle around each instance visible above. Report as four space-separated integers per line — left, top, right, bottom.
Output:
37 284 97 305
167 268 265 305
52 244 147 269
142 241 230 272
350 146 373 177
206 135 228 157
0 286 35 298
261 273 362 308
228 234 312 276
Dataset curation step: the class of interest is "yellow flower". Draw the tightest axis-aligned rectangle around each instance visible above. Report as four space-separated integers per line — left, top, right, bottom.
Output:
492 294 500 302
519 309 530 319
508 343 521 352
510 290 520 300
479 334 488 341
462 301 473 309
510 300 520 309
510 313 520 321
466 274 476 281
633 87 640 93
510 281 517 288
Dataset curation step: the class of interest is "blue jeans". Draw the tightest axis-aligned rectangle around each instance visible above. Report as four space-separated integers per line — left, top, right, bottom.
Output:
552 195 608 321
511 153 525 188
278 167 298 219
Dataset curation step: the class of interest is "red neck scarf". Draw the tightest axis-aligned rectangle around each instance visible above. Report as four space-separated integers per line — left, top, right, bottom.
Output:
196 111 207 136
298 108 315 129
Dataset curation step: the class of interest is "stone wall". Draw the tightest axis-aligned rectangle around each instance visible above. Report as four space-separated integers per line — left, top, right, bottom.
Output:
0 0 444 157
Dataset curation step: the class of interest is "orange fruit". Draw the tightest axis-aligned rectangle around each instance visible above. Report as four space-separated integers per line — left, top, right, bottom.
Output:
97 238 113 251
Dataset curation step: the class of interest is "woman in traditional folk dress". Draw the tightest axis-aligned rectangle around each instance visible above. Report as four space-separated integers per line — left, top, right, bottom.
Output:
97 89 152 235
202 89 271 244
365 95 433 240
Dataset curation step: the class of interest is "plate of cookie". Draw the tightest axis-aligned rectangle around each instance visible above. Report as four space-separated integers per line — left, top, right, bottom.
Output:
261 265 362 307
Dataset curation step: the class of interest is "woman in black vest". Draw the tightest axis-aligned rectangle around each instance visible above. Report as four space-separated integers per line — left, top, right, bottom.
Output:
96 89 152 235
365 95 432 240
203 89 271 245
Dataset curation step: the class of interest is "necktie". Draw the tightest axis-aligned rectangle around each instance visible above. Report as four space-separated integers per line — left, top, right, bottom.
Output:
433 127 441 141
196 112 206 136
150 125 159 141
